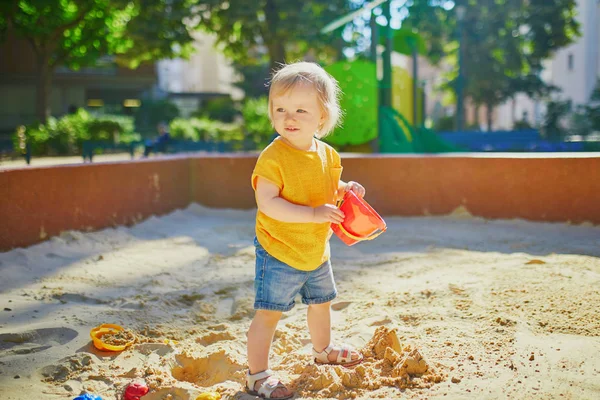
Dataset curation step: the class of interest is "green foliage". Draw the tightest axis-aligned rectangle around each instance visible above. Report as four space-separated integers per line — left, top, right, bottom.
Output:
399 1 450 64
513 118 533 131
197 97 239 123
241 97 273 149
133 99 180 137
583 79 600 133
116 0 196 68
568 80 600 137
193 1 353 72
569 106 592 137
232 62 270 99
169 118 243 142
1 0 196 123
11 109 137 156
87 114 137 142
542 99 571 140
434 115 455 132
406 0 580 115
1 0 196 68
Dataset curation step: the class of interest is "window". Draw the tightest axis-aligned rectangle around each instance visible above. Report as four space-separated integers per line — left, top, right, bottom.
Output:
568 53 574 71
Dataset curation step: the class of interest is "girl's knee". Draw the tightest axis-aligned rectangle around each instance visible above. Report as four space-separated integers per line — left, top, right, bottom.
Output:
309 301 331 310
254 309 283 323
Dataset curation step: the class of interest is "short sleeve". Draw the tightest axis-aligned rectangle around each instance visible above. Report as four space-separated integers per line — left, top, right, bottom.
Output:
252 151 283 191
332 148 341 168
323 142 342 168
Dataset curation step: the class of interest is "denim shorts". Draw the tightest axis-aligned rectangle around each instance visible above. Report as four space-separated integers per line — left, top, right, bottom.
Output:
253 237 337 312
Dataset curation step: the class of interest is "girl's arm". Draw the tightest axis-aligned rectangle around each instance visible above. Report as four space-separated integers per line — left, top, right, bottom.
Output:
255 176 344 223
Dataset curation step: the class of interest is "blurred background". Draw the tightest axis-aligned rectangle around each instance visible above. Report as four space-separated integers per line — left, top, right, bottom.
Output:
0 0 599 163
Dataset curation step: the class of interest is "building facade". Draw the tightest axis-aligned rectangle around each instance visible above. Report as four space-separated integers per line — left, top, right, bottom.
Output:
156 31 243 118
491 0 600 130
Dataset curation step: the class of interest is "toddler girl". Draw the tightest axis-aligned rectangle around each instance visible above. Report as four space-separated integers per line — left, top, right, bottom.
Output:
246 61 365 399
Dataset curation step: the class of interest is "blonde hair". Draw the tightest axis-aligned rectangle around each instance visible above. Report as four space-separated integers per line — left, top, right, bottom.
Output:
268 62 342 138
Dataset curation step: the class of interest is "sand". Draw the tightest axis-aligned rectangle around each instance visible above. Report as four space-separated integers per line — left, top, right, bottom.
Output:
1 204 599 399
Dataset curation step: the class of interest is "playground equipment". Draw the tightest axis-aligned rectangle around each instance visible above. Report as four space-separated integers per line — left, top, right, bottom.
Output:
322 0 459 153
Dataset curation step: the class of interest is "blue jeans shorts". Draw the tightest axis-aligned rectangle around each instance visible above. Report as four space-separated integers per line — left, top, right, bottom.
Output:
253 237 337 312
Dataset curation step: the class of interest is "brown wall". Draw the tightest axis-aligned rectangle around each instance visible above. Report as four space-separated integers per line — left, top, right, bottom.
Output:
0 159 190 250
190 155 257 209
340 155 600 223
1 154 599 251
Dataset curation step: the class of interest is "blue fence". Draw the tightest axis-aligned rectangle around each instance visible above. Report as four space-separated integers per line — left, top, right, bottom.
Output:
437 129 586 152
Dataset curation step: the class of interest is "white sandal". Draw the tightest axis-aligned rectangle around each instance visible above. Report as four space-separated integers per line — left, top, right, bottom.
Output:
312 343 363 367
246 369 294 399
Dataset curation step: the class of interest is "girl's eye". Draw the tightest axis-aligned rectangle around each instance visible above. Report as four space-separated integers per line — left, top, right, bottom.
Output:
297 109 306 113
276 108 285 112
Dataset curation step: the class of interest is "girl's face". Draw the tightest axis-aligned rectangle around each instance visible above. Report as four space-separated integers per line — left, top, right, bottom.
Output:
271 83 325 151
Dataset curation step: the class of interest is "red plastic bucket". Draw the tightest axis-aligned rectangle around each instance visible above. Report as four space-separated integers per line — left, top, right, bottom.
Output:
331 191 386 246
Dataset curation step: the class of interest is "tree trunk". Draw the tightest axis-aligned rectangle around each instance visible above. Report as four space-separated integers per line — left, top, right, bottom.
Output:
486 102 493 132
511 97 516 127
474 104 480 129
264 0 286 74
35 52 52 125
267 42 286 74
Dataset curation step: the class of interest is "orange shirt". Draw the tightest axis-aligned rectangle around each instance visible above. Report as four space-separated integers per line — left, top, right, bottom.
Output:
251 137 343 271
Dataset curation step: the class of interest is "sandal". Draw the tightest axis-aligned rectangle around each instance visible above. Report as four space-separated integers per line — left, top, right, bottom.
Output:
312 343 363 367
246 369 294 399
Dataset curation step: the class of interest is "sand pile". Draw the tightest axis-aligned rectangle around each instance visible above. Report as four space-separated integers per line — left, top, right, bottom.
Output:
290 327 443 398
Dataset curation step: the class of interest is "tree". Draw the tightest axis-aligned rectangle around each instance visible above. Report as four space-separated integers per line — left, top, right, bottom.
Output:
231 61 271 99
192 0 354 76
583 79 600 133
404 0 580 130
0 0 196 124
542 99 571 140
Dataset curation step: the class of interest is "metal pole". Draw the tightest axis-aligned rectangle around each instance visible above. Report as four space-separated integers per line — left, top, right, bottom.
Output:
382 1 392 108
370 11 380 153
412 41 418 126
456 6 465 131
421 81 426 126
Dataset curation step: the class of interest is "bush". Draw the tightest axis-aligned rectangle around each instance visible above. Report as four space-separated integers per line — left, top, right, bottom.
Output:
569 106 592 137
169 117 243 143
134 99 179 137
542 99 571 140
86 114 136 142
583 79 600 134
197 96 239 122
13 110 90 156
434 115 455 132
513 118 533 130
241 97 273 149
12 110 139 156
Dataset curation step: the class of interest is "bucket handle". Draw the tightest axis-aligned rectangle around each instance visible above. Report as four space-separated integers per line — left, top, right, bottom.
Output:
337 223 386 242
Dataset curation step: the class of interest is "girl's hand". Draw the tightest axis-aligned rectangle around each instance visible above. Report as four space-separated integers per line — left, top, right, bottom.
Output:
313 204 345 223
345 181 366 198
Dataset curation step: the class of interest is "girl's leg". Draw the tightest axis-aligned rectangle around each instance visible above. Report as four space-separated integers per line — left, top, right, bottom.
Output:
307 301 332 352
307 302 361 362
247 309 292 398
247 309 281 373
